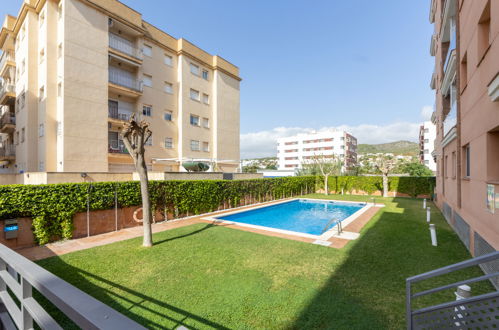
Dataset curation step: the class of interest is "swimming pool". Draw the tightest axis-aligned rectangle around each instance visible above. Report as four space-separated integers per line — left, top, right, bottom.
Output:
213 199 367 237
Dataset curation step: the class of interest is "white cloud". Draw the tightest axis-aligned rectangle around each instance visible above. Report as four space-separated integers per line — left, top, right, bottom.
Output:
420 105 433 121
241 122 421 159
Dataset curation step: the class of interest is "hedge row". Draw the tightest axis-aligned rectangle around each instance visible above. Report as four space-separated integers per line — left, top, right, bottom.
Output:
0 177 316 245
325 176 435 197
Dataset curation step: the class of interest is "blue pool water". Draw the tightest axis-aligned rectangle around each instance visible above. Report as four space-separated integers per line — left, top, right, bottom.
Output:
216 199 365 236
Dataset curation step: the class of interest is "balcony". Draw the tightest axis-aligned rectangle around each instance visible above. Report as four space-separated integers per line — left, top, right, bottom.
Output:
108 66 143 97
108 107 132 122
108 139 128 154
109 33 142 63
0 144 15 160
0 108 15 133
0 50 15 75
0 82 15 104
442 102 457 147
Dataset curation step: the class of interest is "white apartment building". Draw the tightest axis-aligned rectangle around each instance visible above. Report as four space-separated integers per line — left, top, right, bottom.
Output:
277 131 357 171
419 121 437 172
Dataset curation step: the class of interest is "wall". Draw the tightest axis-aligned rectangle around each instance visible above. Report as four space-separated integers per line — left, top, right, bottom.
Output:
61 0 108 171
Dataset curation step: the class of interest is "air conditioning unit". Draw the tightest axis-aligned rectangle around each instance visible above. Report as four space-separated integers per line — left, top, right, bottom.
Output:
108 18 114 27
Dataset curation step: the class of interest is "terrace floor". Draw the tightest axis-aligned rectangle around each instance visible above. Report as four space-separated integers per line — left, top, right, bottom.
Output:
33 195 491 329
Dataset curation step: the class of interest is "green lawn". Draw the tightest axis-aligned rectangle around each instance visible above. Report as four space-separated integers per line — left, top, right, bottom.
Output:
37 195 492 329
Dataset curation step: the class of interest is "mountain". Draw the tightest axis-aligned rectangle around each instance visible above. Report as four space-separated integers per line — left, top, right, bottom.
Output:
357 141 419 156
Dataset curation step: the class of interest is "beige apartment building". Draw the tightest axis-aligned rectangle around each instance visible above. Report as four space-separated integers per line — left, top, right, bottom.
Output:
429 0 499 261
0 0 241 173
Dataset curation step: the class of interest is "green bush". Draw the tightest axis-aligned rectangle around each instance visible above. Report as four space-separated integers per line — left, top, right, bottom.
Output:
0 177 315 245
326 176 435 197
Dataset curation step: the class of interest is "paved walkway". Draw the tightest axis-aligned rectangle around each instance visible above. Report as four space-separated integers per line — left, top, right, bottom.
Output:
18 200 383 261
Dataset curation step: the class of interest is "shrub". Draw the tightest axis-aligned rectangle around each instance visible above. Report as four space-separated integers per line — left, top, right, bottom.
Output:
0 177 315 245
327 176 435 197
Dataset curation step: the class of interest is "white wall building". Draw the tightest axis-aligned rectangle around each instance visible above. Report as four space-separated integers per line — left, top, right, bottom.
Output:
419 121 437 172
277 130 357 171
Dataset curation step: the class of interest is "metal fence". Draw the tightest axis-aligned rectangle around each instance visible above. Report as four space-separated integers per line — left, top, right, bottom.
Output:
108 66 143 92
109 33 142 60
0 243 146 329
406 251 499 329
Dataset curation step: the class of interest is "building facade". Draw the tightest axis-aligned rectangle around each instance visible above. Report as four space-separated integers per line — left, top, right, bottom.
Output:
0 0 241 173
419 121 437 172
277 131 357 171
429 0 499 258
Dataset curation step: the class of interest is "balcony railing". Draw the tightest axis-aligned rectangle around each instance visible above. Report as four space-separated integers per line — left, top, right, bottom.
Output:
0 82 15 98
109 67 143 93
0 144 15 158
108 139 128 154
0 50 14 72
108 107 132 122
443 102 457 137
0 243 145 329
109 33 142 60
0 111 15 128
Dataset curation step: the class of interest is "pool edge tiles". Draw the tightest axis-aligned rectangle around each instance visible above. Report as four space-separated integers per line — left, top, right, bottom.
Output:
202 198 374 242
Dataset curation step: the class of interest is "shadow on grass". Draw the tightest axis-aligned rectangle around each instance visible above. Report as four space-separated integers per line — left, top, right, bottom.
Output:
290 197 489 329
153 222 223 246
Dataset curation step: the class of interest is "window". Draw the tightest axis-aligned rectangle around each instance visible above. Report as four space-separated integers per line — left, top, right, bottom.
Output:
424 149 429 154
477 1 491 61
145 134 152 146
202 117 209 128
39 86 45 101
164 137 173 149
190 89 200 101
425 160 429 165
39 123 44 137
143 44 152 57
190 114 200 126
21 59 25 74
202 93 209 104
164 54 172 66
164 111 172 121
202 142 209 152
190 140 200 151
39 48 45 63
190 63 199 76
58 43 62 58
164 82 173 94
452 151 456 178
464 144 471 177
461 53 468 89
424 128 429 133
142 105 152 117
143 74 152 87
424 139 429 143
202 70 209 80
15 131 19 145
39 161 45 172
21 127 25 143
57 83 62 97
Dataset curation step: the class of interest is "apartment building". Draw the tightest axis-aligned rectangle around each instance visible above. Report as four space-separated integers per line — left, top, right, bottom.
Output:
0 0 240 173
429 0 499 260
419 121 437 172
277 131 357 171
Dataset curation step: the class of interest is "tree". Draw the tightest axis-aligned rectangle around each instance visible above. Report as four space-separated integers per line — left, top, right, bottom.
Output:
121 114 153 247
306 154 343 195
374 155 397 197
399 162 434 177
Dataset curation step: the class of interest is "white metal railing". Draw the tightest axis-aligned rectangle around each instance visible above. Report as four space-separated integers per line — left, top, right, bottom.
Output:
109 33 142 60
109 66 143 92
407 251 499 329
0 244 146 329
0 83 15 98
0 51 14 71
0 144 14 157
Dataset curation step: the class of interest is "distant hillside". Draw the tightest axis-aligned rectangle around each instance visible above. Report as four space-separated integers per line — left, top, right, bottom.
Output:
357 141 419 156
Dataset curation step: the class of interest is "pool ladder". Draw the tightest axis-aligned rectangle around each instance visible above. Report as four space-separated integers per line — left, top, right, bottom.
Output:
321 218 342 235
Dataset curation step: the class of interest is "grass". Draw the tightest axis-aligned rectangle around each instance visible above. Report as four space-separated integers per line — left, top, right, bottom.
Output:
37 195 492 329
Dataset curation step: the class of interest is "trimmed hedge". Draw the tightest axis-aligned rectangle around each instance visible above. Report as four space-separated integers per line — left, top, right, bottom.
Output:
0 177 316 245
326 176 435 197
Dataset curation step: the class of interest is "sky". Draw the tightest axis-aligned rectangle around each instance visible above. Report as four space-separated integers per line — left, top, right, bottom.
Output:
2 1 435 158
